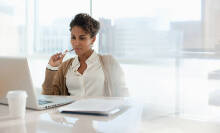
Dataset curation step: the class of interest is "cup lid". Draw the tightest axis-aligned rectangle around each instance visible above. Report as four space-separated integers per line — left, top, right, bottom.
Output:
6 90 28 99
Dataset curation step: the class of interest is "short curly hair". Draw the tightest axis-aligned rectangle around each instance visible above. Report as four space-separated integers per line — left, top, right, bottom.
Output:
69 13 100 38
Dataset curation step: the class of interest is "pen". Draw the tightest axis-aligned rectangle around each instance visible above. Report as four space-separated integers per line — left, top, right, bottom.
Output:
63 48 74 54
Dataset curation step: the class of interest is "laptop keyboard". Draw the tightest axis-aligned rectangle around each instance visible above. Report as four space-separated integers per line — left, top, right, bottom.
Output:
38 99 53 105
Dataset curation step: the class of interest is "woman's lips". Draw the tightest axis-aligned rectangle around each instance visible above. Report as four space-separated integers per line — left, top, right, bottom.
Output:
74 48 81 50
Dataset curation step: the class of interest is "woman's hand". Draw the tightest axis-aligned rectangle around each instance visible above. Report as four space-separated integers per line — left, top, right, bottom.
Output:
48 52 66 67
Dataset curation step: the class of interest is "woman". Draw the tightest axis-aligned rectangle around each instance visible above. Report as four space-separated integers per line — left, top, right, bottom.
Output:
42 13 129 97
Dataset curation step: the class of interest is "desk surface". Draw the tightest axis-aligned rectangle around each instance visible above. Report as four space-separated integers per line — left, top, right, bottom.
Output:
0 97 220 133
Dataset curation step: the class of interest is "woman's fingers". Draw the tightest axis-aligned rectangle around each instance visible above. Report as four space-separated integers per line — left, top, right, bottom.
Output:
54 52 66 62
49 51 66 67
60 53 66 59
53 53 62 61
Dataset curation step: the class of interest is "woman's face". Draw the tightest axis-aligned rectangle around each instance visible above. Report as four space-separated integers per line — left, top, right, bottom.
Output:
70 26 96 56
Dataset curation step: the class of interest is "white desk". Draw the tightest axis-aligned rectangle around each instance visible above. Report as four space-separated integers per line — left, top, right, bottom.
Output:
0 98 220 133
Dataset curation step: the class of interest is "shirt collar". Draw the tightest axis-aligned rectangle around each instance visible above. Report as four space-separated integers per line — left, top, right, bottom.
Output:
71 51 98 68
71 55 79 68
85 51 98 64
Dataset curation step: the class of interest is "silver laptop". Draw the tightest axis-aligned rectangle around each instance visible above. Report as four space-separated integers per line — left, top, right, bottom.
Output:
0 56 74 110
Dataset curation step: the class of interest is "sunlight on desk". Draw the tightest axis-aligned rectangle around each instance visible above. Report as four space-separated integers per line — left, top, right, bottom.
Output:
1 97 220 133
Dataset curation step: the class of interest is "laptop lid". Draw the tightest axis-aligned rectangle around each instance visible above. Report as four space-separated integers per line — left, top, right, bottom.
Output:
0 56 39 109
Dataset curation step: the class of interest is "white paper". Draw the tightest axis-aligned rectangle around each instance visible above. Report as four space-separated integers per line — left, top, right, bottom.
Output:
58 98 126 115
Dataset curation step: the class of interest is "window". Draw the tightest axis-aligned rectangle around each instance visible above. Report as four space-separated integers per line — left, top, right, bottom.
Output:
34 0 90 55
2 0 220 121
0 0 26 56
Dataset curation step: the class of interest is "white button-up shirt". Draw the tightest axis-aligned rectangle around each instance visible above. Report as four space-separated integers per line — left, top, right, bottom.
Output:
65 51 105 96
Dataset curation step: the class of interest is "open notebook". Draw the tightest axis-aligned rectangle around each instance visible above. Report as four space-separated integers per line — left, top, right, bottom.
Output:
58 98 126 116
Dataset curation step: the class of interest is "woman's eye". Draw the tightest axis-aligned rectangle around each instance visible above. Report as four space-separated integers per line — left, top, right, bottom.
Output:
80 37 85 40
71 37 75 40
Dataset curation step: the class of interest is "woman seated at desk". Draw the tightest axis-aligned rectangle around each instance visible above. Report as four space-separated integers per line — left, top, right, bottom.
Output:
42 13 129 97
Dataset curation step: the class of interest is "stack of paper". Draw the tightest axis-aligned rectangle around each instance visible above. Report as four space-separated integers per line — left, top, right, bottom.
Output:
58 98 126 115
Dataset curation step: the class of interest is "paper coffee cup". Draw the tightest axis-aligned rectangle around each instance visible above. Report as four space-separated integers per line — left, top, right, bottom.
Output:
7 90 28 119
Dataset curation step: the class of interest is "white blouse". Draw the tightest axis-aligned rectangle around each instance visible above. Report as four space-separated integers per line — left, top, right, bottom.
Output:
65 51 105 96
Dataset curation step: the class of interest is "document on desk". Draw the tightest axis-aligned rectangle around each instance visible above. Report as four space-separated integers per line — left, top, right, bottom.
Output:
58 98 126 115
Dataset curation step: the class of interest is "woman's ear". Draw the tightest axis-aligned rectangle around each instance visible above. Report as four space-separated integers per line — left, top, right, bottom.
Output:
91 36 96 44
